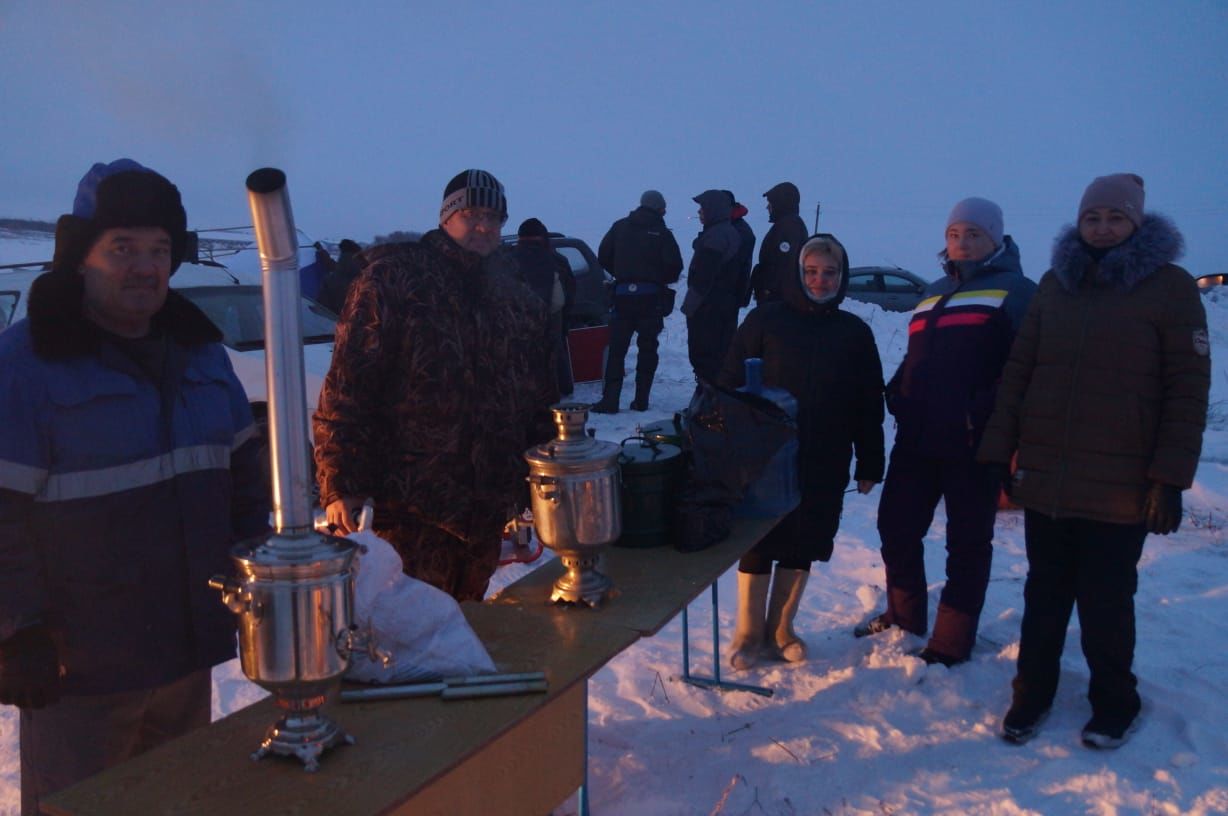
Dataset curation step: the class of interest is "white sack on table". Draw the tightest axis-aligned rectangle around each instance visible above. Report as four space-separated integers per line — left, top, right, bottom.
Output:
343 529 496 683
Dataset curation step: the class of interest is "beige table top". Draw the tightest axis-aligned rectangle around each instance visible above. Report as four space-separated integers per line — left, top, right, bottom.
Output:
489 514 782 636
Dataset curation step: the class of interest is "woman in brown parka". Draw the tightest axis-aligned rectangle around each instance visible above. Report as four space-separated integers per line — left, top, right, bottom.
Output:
978 173 1210 749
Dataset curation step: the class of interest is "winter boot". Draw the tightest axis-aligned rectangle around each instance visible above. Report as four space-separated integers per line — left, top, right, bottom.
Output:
729 571 771 670
765 567 810 662
590 378 622 414
629 371 653 412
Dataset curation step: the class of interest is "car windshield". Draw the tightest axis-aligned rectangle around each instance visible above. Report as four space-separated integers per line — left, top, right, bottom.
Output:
176 285 337 350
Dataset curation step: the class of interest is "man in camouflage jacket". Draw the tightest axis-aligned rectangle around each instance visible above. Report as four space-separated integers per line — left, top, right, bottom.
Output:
313 170 558 601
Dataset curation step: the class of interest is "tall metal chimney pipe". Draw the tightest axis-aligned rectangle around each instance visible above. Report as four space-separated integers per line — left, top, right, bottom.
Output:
246 168 313 535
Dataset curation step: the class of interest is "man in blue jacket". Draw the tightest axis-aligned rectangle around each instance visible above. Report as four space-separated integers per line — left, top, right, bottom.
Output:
856 197 1035 666
0 159 268 814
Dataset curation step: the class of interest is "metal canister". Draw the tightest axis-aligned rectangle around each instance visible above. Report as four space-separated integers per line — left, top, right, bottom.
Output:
523 403 622 606
615 437 685 548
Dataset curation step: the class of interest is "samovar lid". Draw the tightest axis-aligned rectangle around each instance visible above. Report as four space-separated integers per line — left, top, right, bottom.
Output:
524 403 620 472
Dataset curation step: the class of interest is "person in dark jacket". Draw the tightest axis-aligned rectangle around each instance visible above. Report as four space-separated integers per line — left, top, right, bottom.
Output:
750 182 809 306
314 169 558 602
979 174 1209 748
725 190 756 309
299 242 335 301
317 238 364 315
681 189 742 383
857 197 1036 667
719 234 885 669
513 217 576 395
591 190 683 413
0 159 269 815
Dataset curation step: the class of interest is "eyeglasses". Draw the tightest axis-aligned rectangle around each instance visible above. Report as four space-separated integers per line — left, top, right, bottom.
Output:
455 208 506 227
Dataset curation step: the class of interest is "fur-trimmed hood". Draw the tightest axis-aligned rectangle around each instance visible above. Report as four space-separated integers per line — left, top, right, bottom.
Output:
26 271 221 360
1051 213 1184 293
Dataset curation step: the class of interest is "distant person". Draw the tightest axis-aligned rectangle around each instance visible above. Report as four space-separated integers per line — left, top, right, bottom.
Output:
856 197 1036 667
720 233 884 669
725 190 756 312
0 159 268 815
314 169 558 601
979 174 1209 748
512 217 576 395
299 241 335 301
591 190 683 413
317 238 363 315
750 182 808 305
681 189 742 383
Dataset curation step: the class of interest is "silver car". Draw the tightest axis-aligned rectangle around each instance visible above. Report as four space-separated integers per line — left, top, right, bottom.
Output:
846 266 930 312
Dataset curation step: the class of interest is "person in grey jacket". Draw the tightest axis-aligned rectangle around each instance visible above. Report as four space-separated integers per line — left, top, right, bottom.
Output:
681 189 742 383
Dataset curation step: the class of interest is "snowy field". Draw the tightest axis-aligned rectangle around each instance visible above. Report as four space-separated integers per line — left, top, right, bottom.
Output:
1 234 1227 814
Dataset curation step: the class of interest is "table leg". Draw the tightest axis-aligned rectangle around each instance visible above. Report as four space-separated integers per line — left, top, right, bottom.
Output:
680 582 773 697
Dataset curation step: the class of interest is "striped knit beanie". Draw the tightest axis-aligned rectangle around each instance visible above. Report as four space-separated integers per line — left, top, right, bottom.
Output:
439 169 507 225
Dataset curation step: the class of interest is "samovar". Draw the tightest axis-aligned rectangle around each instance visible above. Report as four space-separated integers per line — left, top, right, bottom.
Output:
524 404 622 607
209 168 359 771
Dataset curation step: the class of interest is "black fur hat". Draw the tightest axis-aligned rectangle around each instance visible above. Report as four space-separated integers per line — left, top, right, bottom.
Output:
51 159 188 276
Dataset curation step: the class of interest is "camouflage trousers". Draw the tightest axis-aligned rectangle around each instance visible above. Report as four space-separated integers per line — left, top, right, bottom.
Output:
377 518 500 602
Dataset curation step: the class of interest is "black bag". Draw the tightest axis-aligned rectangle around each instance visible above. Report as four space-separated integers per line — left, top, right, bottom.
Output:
673 381 798 552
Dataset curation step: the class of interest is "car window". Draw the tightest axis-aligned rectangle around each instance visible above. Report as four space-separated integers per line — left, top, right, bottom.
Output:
0 291 16 330
882 274 920 293
554 246 590 275
847 273 883 292
176 286 337 350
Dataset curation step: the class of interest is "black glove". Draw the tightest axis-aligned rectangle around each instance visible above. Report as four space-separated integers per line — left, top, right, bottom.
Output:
1143 481 1183 535
984 462 1014 497
0 624 62 709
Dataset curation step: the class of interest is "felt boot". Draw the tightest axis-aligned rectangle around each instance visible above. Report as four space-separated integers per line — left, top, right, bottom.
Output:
729 572 770 670
765 567 810 662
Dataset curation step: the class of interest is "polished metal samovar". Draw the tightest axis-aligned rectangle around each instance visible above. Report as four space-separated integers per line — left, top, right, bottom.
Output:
209 169 358 772
524 404 622 607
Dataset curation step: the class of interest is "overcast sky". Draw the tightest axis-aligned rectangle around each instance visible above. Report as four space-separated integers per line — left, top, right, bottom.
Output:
3 1 1225 279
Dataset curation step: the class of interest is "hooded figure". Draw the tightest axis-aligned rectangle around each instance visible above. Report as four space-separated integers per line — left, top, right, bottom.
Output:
978 174 1209 748
718 233 885 670
749 182 809 305
682 189 742 383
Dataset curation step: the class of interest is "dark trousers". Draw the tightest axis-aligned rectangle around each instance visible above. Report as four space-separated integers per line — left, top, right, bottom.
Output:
1013 510 1146 724
603 314 663 399
21 669 211 816
686 304 738 384
876 448 1000 659
379 518 500 602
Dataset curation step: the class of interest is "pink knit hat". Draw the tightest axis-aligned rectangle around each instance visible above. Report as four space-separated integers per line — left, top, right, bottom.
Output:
1078 173 1145 227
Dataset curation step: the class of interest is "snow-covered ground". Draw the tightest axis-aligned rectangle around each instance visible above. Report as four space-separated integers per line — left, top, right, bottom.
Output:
2 236 1227 814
